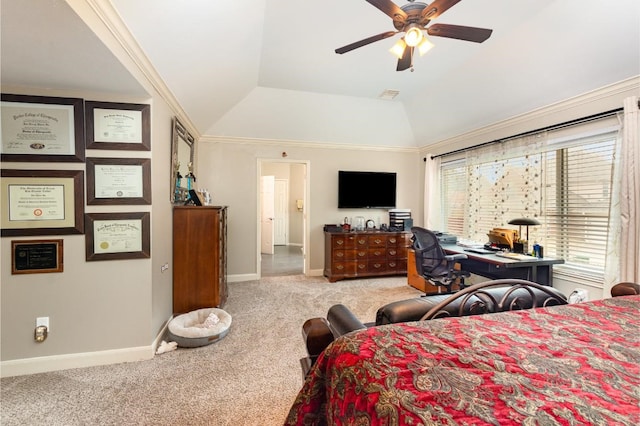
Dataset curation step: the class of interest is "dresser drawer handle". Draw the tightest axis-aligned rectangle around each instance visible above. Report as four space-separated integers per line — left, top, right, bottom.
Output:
389 250 397 255
336 265 344 270
389 238 397 243
374 250 382 256
372 263 382 269
336 240 344 246
389 262 397 268
374 238 382 244
336 252 344 258
357 239 367 245
358 264 366 270
358 252 366 257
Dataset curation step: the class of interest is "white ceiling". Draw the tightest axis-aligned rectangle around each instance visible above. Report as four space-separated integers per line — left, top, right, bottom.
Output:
2 0 639 149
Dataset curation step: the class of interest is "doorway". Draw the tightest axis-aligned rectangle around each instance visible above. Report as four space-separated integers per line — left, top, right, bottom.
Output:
258 159 309 278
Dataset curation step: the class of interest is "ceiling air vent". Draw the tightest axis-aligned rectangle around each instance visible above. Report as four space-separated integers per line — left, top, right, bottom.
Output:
379 89 400 100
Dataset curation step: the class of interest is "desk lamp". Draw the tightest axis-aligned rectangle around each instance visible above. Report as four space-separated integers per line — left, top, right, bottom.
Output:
508 217 540 242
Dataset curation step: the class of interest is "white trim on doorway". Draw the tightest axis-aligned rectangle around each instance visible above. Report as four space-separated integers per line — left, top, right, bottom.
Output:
256 158 310 279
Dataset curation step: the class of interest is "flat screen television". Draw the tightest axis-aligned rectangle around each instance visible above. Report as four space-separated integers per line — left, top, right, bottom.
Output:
338 171 397 209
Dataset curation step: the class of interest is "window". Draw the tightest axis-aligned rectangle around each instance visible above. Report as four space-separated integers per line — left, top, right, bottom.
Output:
441 160 466 237
440 124 618 282
543 136 616 277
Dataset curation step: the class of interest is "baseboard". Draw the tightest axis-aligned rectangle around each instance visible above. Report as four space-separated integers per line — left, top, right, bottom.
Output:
0 346 153 378
153 314 173 350
1 315 173 378
228 273 258 282
308 268 324 277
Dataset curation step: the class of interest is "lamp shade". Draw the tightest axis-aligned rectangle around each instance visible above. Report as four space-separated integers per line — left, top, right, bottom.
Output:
508 218 540 226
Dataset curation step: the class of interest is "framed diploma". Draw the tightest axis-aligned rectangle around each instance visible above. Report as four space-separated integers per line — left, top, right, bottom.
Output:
85 101 151 151
85 212 150 261
1 169 84 236
12 239 64 274
86 157 151 205
1 94 85 162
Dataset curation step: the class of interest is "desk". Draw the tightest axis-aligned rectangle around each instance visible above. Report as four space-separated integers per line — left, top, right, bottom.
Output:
441 244 564 286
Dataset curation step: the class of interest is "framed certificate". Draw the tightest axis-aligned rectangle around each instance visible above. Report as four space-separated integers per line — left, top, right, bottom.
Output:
86 157 151 205
85 212 151 261
1 169 84 236
1 94 85 162
85 101 150 151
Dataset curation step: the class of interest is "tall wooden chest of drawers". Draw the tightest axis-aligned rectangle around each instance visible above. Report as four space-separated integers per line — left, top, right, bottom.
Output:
324 231 411 282
173 206 228 313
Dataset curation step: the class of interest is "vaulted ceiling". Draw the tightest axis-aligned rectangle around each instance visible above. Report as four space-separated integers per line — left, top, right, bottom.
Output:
2 0 639 149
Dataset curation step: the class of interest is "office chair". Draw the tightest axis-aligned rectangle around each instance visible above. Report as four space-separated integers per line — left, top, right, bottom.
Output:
411 227 470 295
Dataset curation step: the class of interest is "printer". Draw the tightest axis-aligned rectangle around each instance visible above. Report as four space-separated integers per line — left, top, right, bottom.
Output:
434 231 458 245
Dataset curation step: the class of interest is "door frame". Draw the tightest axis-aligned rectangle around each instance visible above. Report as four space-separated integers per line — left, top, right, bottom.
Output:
260 175 275 255
256 158 310 278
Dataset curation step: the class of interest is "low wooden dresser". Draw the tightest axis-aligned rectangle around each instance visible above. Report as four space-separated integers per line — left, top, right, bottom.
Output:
324 230 411 282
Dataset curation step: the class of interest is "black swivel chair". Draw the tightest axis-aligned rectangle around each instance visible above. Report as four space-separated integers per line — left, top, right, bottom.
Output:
411 226 470 295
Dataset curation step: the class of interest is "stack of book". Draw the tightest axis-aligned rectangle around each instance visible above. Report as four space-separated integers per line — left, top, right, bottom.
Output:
389 209 412 231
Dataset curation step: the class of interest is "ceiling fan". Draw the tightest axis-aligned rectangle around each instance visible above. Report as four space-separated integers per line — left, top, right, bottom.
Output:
335 0 493 71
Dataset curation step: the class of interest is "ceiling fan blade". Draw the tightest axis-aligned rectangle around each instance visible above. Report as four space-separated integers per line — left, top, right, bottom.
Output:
396 46 413 71
335 31 397 54
420 0 462 22
366 0 407 22
426 23 493 43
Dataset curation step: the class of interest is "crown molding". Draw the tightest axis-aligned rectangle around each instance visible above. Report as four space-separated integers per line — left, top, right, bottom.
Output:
421 76 640 157
199 134 420 154
81 0 200 139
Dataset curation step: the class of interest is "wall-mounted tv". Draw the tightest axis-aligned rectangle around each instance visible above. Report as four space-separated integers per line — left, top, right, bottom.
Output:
338 171 397 209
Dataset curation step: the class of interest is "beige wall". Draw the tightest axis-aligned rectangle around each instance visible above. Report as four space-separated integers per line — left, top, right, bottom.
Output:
0 87 175 371
196 140 423 278
289 163 305 245
0 2 177 375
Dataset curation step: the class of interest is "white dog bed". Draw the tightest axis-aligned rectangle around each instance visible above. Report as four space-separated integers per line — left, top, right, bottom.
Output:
168 308 232 348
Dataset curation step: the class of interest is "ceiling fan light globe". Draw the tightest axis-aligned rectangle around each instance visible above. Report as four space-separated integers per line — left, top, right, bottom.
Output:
389 38 407 59
417 37 434 56
404 26 423 47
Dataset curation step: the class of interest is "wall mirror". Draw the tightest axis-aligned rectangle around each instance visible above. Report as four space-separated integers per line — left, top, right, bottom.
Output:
170 117 195 203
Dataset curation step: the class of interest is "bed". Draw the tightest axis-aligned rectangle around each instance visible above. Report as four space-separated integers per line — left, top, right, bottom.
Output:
285 295 640 425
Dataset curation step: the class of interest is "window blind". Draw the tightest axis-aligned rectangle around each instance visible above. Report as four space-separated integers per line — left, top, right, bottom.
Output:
440 121 619 281
441 160 466 236
542 135 616 277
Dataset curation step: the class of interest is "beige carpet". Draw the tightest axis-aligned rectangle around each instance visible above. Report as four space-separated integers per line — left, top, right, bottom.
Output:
1 275 421 426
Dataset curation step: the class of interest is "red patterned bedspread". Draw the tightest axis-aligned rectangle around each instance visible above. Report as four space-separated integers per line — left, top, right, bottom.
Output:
286 296 640 426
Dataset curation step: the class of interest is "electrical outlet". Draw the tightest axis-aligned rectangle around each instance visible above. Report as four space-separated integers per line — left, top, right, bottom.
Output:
161 263 169 273
36 317 50 331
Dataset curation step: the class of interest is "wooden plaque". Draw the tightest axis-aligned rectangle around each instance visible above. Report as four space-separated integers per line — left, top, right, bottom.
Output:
12 239 63 274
